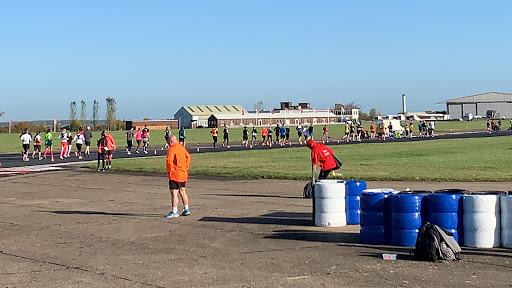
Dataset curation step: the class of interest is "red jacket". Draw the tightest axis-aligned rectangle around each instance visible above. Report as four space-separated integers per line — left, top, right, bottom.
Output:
307 140 336 171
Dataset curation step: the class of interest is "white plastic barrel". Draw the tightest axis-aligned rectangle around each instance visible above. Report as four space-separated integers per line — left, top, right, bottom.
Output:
314 180 346 227
500 195 512 248
463 194 501 248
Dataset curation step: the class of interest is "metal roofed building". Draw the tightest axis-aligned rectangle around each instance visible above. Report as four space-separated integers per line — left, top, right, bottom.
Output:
446 92 512 119
174 105 247 128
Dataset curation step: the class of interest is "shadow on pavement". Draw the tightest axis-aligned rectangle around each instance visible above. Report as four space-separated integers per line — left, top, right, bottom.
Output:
213 193 304 199
265 229 360 243
199 211 313 226
36 210 163 218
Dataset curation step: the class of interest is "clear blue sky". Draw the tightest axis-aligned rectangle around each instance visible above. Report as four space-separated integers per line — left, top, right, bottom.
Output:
1 1 512 121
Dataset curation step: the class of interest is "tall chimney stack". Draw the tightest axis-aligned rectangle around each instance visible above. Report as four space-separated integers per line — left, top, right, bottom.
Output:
402 94 407 114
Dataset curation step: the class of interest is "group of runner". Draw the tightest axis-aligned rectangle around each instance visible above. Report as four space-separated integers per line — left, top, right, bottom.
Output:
214 123 316 149
19 126 94 162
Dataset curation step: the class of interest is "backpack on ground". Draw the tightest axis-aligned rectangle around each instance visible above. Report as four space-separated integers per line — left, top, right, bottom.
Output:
303 182 314 198
411 222 461 262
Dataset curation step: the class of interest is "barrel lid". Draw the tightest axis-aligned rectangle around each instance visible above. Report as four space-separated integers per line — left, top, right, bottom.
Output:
398 190 433 195
434 189 469 194
469 191 507 195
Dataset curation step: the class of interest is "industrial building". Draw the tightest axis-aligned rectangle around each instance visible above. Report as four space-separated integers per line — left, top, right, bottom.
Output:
174 105 247 128
446 92 512 119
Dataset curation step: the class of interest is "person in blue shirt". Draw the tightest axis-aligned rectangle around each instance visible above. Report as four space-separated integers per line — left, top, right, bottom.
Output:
279 125 286 146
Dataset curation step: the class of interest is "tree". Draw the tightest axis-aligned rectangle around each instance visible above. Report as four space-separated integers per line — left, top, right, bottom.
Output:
105 97 117 131
254 101 264 111
69 101 77 122
369 108 382 120
344 101 361 111
0 110 3 117
80 100 87 125
92 100 99 130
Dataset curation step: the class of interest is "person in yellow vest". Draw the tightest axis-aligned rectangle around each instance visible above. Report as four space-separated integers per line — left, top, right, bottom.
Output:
210 125 219 148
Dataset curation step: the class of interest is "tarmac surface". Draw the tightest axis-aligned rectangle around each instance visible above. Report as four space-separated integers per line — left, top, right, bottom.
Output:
1 169 512 287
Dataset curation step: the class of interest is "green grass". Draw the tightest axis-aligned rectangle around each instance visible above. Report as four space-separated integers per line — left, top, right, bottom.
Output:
0 120 496 153
88 136 512 182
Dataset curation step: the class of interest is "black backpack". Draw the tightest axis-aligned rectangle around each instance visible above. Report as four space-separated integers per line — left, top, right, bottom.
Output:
303 182 314 198
412 222 461 262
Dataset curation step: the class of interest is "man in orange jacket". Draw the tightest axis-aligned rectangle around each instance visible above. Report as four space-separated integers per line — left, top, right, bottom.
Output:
165 135 192 218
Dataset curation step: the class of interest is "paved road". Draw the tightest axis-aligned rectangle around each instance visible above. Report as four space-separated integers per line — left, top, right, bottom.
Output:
1 171 511 287
1 130 511 169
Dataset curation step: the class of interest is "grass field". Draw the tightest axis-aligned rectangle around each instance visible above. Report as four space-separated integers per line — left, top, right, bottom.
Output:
87 136 512 182
0 120 496 153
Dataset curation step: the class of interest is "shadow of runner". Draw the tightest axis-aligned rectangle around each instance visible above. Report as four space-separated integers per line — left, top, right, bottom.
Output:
199 211 313 226
36 210 163 218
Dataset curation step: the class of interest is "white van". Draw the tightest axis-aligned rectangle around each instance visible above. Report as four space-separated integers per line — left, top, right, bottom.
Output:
376 119 405 133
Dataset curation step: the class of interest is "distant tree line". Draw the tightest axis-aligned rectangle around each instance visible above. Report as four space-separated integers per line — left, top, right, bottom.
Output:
68 98 123 131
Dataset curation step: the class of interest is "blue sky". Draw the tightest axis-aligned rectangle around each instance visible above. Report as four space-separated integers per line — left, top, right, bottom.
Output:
1 1 511 121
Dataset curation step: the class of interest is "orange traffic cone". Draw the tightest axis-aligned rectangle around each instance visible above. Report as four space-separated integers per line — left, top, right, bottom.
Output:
154 149 157 155
197 147 200 152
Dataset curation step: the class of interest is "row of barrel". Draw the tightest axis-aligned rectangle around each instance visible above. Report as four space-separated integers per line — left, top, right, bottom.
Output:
313 180 512 248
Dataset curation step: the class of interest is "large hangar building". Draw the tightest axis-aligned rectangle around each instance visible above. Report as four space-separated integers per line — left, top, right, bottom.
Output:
446 92 512 119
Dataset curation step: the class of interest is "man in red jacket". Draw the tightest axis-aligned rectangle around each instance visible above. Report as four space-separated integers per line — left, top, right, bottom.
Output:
307 139 337 180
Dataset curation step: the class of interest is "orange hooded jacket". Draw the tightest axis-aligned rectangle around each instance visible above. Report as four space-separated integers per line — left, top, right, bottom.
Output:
166 142 191 182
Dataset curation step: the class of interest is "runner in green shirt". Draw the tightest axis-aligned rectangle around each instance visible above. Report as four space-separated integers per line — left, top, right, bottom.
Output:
43 129 53 159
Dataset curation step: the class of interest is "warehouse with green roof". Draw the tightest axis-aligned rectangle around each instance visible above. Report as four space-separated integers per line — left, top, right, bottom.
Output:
174 105 247 128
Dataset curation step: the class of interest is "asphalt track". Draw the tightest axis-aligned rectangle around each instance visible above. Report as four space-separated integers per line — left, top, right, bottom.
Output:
1 130 511 169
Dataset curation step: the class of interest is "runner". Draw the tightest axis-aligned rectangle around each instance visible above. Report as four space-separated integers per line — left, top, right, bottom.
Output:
142 125 150 154
261 126 267 145
58 128 68 159
251 126 257 147
344 123 350 142
126 127 134 155
43 129 53 159
20 129 32 162
322 125 329 143
369 123 376 139
297 123 304 145
104 130 116 170
279 124 286 146
210 125 218 148
165 135 192 218
66 132 73 158
222 124 230 148
96 132 107 171
285 125 290 145
163 126 171 150
74 128 85 159
308 125 314 140
178 126 186 147
32 131 42 160
274 124 281 145
242 126 248 147
134 127 143 153
83 126 93 158
266 125 273 146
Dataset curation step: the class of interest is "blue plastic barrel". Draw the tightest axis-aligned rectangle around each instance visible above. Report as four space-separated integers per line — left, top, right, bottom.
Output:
388 191 431 247
360 189 396 245
345 180 367 225
426 189 468 244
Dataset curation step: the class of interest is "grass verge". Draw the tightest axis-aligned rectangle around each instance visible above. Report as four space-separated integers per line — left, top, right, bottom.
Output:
85 136 512 182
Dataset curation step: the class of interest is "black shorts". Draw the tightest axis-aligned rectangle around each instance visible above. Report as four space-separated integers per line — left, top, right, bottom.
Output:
85 141 91 146
169 179 186 190
243 135 248 141
22 144 30 152
34 145 41 152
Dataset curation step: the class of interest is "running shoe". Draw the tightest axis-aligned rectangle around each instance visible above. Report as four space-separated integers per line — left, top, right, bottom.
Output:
165 212 180 218
181 209 190 216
